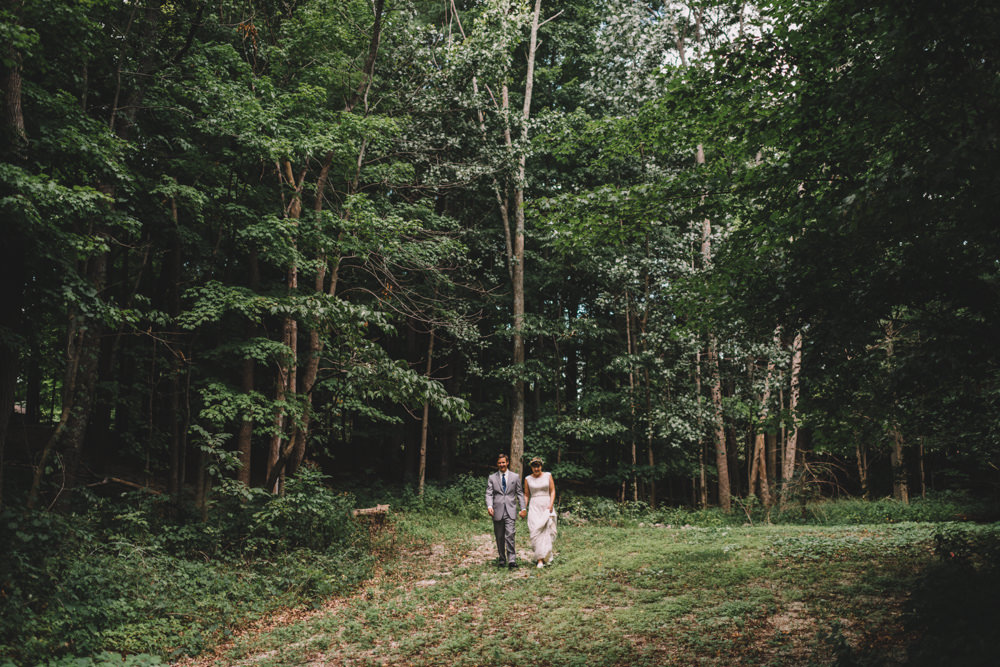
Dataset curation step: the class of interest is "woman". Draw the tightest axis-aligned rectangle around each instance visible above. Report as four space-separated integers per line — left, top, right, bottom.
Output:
524 456 557 568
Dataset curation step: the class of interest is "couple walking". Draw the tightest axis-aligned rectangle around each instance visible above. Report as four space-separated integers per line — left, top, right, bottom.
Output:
485 453 557 569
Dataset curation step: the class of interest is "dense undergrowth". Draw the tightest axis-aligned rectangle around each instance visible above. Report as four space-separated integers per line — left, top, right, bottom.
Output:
363 473 999 527
0 468 376 666
3 473 998 666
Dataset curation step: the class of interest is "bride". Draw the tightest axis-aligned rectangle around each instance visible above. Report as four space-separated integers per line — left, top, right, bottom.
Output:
524 456 557 568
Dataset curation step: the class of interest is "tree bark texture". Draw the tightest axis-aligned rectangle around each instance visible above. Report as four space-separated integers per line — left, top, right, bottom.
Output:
506 0 543 475
890 426 909 504
780 331 803 509
697 141 730 511
750 331 779 507
418 329 435 496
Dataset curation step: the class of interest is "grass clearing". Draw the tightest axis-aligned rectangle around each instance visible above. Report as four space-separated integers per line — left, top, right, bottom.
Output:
178 515 998 667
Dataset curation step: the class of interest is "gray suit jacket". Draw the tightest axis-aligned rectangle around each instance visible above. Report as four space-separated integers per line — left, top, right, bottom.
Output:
486 471 526 520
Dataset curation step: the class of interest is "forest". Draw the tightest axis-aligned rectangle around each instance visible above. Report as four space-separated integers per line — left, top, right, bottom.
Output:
1 0 1000 664
4 0 999 511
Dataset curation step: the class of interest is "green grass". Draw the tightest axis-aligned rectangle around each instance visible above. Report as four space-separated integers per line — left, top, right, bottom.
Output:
198 515 999 667
5 486 996 666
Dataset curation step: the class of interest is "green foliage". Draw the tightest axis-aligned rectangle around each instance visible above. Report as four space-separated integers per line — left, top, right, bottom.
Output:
770 493 1000 526
552 489 997 530
37 653 163 667
249 467 359 552
0 470 374 665
353 474 487 522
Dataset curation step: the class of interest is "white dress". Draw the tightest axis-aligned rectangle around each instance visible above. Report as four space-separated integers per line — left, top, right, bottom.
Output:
526 472 557 562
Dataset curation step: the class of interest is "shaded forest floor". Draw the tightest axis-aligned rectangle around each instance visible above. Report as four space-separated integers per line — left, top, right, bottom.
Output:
174 515 1000 667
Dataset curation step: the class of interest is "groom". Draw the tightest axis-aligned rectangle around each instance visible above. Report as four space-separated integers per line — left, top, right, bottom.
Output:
485 453 526 569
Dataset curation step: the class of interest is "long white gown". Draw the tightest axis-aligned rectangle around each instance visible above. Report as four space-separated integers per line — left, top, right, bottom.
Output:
526 472 557 562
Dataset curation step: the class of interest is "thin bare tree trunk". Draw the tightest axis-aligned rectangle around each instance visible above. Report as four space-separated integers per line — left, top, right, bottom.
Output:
418 329 436 496
695 350 708 508
289 153 334 478
890 426 909 504
167 197 184 499
780 331 803 509
856 441 869 500
266 161 304 494
506 0 544 476
779 387 787 483
624 292 638 502
236 249 260 486
644 367 656 507
697 142 730 512
766 431 777 491
707 338 729 511
883 321 909 504
236 356 255 486
918 437 926 499
750 330 779 507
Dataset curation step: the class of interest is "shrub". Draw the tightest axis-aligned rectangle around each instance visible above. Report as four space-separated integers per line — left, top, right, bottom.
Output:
249 466 360 553
367 474 485 520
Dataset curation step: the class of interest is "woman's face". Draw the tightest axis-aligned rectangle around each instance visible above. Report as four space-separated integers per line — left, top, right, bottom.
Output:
531 464 542 476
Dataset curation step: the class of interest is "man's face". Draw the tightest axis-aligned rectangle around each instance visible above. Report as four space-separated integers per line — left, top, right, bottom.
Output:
497 457 509 473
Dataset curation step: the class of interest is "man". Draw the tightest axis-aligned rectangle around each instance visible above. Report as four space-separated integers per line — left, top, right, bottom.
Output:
485 453 526 568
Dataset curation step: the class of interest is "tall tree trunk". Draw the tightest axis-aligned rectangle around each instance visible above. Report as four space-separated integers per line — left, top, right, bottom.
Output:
60 253 107 495
780 331 803 509
644 367 656 508
778 387 787 483
448 0 542 475
236 356 255 486
708 348 729 513
266 161 305 494
883 321 909 504
726 422 740 498
506 0 543 475
640 237 655 506
417 329 436 496
856 441 869 500
0 4 27 508
766 431 777 491
918 437 926 499
890 426 909 504
695 351 708 508
236 250 260 486
285 0 385 481
698 141 730 512
624 292 638 502
750 331 778 507
167 197 184 499
564 299 579 464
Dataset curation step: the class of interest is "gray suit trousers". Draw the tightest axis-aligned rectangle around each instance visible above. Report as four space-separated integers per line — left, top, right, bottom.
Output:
493 513 516 564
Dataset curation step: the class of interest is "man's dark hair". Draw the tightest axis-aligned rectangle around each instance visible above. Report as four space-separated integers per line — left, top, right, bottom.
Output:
496 453 509 462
